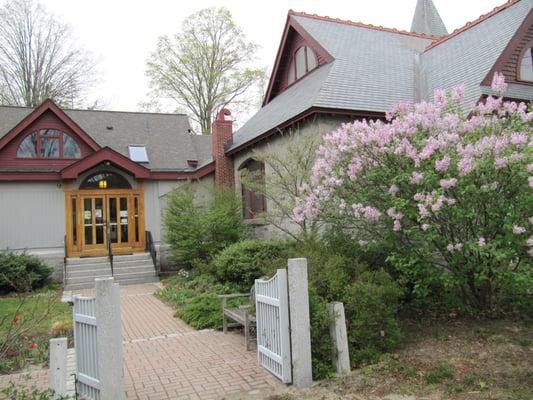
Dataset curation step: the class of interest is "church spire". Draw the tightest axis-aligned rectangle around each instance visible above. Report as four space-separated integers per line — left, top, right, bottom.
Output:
410 0 448 36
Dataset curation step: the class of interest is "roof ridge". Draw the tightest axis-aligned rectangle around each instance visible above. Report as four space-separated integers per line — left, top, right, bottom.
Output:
288 10 441 40
0 104 187 117
425 0 520 50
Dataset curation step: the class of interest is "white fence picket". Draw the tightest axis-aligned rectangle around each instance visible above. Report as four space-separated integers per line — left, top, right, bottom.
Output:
73 295 101 400
255 268 292 383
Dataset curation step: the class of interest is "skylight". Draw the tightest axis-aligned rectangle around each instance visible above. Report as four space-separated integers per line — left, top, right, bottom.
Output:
128 145 149 163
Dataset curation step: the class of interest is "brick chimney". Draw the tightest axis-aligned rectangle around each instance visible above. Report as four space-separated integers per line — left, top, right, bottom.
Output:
211 108 235 187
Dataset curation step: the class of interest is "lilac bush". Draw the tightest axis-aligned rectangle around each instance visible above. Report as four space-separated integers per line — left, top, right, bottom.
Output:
295 73 533 312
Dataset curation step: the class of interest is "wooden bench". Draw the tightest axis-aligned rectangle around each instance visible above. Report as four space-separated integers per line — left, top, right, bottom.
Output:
219 292 256 351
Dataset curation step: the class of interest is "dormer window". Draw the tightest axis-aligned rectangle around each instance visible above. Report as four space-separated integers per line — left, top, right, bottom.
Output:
287 46 318 85
17 129 81 159
128 145 149 163
519 47 533 82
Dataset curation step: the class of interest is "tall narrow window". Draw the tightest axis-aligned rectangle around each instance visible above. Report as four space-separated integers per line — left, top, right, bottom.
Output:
519 47 533 82
287 46 318 85
240 159 266 219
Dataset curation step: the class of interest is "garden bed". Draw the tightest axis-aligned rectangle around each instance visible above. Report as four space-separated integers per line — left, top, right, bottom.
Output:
0 284 72 374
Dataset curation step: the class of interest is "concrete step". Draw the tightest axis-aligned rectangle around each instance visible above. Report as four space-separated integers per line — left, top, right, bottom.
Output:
66 253 151 266
66 260 154 275
66 269 155 285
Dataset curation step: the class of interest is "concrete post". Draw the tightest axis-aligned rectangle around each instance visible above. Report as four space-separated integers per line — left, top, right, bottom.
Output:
288 258 313 388
48 337 67 399
95 277 125 400
327 302 350 374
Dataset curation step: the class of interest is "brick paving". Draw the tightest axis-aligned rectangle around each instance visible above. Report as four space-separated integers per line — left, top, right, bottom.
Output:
1 282 282 400
76 282 282 399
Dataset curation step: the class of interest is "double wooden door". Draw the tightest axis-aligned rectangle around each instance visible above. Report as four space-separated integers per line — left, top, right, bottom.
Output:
66 190 145 257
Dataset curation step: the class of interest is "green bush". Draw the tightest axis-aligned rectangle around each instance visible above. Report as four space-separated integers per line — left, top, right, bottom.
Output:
210 240 291 290
0 251 51 293
308 287 334 379
164 185 247 269
344 269 403 365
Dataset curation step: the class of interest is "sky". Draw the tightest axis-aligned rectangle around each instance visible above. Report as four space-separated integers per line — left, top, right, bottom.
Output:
41 0 506 115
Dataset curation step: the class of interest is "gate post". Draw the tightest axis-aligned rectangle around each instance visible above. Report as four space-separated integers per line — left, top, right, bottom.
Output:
327 302 350 374
49 337 68 398
288 258 312 388
95 277 125 400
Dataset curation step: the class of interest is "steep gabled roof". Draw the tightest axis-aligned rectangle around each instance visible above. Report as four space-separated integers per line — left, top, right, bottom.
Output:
410 0 448 36
0 105 214 172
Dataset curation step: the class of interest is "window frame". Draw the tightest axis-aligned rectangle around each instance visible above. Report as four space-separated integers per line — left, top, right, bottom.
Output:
287 45 318 86
239 159 266 220
517 43 533 83
16 129 82 159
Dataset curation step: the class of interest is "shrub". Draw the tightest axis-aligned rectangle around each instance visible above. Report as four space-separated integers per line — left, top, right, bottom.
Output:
0 382 73 400
164 185 247 269
308 287 334 379
295 75 533 314
210 240 291 290
343 270 403 365
0 251 51 293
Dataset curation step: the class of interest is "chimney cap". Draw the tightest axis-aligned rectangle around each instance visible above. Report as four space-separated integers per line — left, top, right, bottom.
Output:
216 108 231 122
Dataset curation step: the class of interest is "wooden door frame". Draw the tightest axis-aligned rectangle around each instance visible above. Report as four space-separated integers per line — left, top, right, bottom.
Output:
65 187 146 258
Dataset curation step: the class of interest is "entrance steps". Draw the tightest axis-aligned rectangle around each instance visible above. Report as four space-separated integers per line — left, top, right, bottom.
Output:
64 253 158 290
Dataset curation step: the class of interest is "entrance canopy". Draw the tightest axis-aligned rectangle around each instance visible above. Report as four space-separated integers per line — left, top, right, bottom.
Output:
61 147 150 180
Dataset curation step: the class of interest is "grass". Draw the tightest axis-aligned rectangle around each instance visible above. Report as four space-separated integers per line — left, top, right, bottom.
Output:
0 284 72 373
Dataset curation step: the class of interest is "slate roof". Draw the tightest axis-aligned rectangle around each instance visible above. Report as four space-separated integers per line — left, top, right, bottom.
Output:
410 0 448 36
0 106 213 171
230 0 533 152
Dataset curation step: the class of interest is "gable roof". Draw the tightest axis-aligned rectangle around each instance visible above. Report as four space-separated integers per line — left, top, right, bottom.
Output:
0 105 214 171
410 0 448 36
230 0 532 153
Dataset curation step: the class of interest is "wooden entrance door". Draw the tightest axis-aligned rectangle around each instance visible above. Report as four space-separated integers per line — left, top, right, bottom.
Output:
65 189 145 257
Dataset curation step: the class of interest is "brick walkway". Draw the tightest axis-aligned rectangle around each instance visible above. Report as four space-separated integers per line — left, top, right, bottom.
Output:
77 283 282 400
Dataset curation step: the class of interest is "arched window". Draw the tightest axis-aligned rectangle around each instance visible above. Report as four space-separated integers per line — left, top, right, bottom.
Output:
80 171 131 190
239 159 266 219
518 46 533 82
16 129 81 159
287 46 318 85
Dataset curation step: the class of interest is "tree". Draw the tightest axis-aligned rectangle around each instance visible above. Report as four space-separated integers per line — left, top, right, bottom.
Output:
146 7 265 134
240 127 321 243
0 0 97 108
295 73 533 313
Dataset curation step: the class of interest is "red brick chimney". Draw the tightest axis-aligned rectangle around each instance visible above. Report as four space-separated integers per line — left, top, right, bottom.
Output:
211 108 235 187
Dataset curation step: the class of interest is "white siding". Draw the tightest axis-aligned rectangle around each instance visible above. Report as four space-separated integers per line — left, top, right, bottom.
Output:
0 181 65 250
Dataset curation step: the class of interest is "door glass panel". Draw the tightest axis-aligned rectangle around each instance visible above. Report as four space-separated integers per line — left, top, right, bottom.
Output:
120 197 128 243
109 197 118 243
94 198 104 244
134 197 139 242
83 198 93 245
71 198 77 246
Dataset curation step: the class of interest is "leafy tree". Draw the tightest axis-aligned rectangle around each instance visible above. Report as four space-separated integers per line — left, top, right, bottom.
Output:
296 73 533 313
164 184 247 268
240 128 321 243
0 0 97 107
146 7 265 134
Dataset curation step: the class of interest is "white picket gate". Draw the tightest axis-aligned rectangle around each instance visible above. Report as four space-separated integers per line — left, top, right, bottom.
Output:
255 268 292 383
72 279 123 400
73 295 101 400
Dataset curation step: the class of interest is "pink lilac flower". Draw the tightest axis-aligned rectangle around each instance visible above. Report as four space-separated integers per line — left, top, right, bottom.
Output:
491 72 507 94
421 224 430 231
393 220 401 231
454 243 463 251
418 204 429 218
510 132 528 146
478 237 486 246
440 178 457 189
363 206 381 222
495 157 508 169
527 236 533 247
513 225 526 234
413 192 424 201
388 184 399 195
528 163 533 173
446 243 455 252
410 171 424 184
451 85 465 102
529 176 533 189
435 155 451 172
358 240 369 246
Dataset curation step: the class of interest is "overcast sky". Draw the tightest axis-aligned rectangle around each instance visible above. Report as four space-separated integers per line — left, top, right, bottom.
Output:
42 0 505 114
